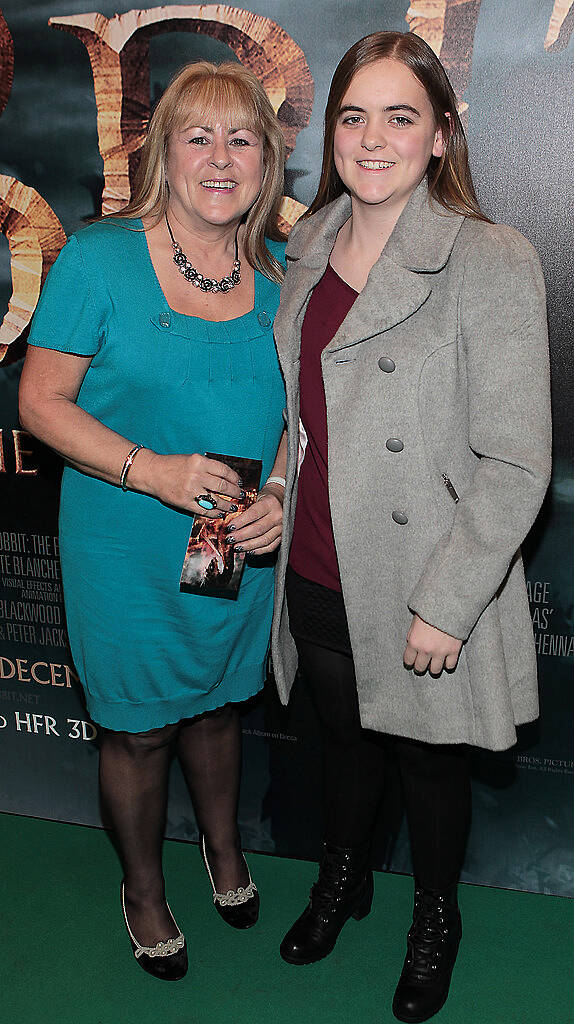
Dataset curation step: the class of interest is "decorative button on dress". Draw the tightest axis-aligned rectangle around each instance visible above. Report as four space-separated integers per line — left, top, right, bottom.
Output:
28 219 286 731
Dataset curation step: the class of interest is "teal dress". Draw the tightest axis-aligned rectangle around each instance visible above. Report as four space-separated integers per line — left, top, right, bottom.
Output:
28 220 286 731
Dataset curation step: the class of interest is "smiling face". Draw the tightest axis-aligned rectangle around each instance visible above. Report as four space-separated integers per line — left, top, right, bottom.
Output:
165 115 264 233
333 58 444 220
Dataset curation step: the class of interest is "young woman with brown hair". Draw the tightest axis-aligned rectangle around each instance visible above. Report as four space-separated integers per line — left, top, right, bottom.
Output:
271 31 550 1021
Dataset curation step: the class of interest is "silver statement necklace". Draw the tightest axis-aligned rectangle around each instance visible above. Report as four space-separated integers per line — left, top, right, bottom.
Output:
165 213 241 294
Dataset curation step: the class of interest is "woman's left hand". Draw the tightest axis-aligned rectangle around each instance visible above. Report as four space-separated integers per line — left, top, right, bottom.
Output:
225 484 284 555
403 614 462 676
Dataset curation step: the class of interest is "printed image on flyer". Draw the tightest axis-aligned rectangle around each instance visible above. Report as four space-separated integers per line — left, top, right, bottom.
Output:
180 453 262 597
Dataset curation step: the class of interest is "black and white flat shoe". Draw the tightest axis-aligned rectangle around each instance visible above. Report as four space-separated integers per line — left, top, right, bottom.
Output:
121 882 188 981
200 835 260 929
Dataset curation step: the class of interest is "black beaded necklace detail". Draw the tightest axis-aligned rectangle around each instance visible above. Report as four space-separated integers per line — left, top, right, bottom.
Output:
165 214 241 294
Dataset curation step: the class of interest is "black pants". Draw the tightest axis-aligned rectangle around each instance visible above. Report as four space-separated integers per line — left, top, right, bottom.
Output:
293 635 471 891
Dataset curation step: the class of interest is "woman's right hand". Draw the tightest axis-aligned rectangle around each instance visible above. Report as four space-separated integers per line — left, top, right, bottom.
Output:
137 451 245 517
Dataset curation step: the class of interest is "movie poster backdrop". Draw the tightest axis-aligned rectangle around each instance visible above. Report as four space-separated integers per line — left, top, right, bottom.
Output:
0 1 573 896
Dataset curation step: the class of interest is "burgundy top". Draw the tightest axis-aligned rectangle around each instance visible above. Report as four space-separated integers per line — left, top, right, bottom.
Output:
289 263 358 591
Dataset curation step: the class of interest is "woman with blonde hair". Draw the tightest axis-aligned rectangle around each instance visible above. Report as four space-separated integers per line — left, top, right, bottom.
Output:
19 60 287 980
271 31 550 1021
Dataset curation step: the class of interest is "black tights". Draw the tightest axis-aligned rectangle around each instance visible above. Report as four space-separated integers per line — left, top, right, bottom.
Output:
295 638 471 890
99 704 248 945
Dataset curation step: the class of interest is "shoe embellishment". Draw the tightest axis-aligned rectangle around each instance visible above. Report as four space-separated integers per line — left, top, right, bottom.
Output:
134 933 185 959
121 882 185 960
212 880 257 907
200 835 260 929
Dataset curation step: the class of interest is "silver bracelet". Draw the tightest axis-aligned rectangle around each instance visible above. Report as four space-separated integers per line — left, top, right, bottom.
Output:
264 475 286 488
120 444 144 491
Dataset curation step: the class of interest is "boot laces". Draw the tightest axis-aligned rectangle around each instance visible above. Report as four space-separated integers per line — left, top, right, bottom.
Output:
405 889 451 980
309 853 357 917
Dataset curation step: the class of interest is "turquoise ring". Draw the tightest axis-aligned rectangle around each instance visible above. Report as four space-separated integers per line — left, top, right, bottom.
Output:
196 493 217 511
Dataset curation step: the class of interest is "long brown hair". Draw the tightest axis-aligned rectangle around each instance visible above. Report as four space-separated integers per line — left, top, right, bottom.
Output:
115 61 286 283
308 31 488 222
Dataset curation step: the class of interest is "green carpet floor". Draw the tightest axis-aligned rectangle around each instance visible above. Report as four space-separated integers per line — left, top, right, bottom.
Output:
1 812 572 1024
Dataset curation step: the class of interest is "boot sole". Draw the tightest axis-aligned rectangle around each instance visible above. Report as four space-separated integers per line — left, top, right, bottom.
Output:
280 943 336 966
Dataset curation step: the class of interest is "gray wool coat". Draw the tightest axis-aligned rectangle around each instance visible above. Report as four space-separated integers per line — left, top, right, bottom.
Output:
270 181 551 752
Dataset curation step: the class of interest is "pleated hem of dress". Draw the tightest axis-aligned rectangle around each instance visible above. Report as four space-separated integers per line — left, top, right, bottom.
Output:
85 665 266 733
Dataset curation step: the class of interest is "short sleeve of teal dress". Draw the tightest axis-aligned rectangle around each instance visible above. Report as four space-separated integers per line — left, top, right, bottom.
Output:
27 220 286 731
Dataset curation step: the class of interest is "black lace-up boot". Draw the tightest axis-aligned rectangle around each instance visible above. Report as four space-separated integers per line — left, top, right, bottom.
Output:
392 883 461 1022
279 841 373 965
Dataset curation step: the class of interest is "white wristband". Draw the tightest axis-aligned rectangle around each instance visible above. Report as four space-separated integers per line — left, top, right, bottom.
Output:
264 475 286 488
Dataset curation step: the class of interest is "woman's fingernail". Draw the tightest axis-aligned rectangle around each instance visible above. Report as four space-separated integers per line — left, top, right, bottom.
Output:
230 504 238 512
225 525 235 534
237 479 244 488
234 545 243 553
218 512 226 519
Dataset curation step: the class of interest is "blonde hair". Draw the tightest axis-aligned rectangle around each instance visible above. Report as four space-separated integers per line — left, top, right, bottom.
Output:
309 32 489 223
117 61 286 283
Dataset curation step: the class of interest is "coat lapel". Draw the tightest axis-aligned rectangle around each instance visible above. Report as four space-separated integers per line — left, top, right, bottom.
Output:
273 196 351 371
324 256 432 354
274 180 467 365
325 181 466 354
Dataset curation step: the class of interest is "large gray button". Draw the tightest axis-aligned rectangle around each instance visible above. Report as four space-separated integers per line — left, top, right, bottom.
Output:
159 311 171 328
386 438 404 453
378 356 396 372
392 511 409 525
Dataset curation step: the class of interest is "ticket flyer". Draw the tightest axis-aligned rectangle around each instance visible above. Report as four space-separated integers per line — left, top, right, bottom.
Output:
180 453 262 596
